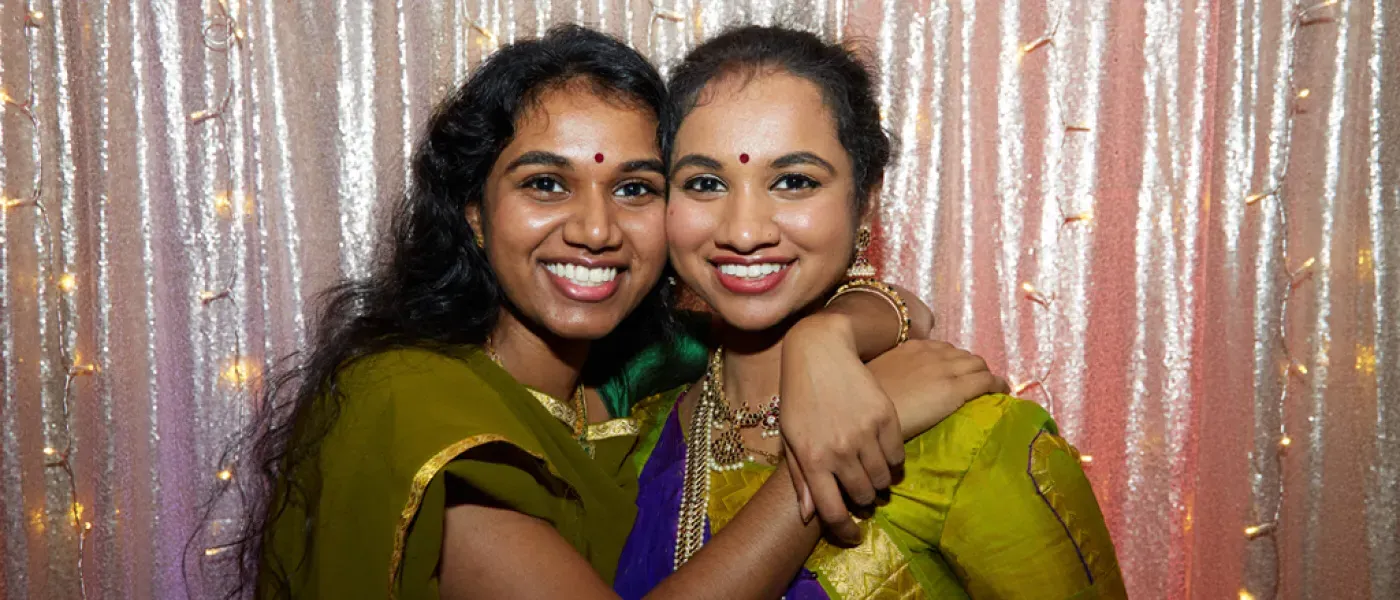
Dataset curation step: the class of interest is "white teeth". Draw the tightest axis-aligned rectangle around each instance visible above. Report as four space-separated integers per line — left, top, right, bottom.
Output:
545 262 618 286
718 263 787 279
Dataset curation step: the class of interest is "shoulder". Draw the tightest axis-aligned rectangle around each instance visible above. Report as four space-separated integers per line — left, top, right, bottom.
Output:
336 346 488 393
322 345 541 455
331 346 502 415
944 394 1057 443
899 394 1061 484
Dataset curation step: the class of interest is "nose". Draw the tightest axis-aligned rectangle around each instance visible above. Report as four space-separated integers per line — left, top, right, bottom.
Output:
562 187 623 252
713 185 780 253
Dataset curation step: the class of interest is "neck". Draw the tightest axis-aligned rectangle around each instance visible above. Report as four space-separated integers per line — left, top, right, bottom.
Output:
487 308 588 402
712 320 791 409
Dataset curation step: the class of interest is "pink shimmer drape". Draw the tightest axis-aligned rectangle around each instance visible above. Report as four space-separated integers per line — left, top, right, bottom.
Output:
1 1 1395 598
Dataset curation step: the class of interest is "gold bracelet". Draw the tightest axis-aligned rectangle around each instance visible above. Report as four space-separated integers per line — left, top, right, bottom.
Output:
824 278 911 346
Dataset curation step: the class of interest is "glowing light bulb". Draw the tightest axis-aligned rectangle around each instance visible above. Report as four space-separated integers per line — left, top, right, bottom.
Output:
220 356 259 386
58 273 77 293
1244 522 1274 539
217 469 233 481
1064 211 1094 224
213 191 233 217
43 447 55 456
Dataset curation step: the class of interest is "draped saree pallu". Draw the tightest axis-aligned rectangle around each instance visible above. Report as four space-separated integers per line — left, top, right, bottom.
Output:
259 346 643 599
614 391 1128 600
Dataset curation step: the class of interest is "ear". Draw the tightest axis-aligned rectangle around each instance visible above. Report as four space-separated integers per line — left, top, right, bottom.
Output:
465 202 484 235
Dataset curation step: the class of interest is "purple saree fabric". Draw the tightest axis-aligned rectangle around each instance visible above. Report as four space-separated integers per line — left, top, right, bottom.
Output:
613 408 829 600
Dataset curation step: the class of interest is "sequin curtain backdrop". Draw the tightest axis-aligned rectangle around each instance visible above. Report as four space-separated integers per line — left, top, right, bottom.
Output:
0 1 1394 598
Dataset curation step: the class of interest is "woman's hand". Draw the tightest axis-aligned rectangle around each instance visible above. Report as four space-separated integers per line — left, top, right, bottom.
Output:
779 313 902 544
866 340 1010 438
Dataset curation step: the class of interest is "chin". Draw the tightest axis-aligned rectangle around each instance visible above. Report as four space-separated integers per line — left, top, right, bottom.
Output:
711 306 789 333
547 319 621 341
539 307 628 341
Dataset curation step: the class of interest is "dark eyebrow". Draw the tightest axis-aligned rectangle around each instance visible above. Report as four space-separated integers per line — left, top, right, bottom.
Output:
619 159 666 175
771 151 836 175
671 153 723 173
503 150 569 173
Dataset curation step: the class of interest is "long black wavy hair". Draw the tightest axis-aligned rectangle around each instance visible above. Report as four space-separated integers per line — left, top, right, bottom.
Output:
189 24 671 599
662 25 892 214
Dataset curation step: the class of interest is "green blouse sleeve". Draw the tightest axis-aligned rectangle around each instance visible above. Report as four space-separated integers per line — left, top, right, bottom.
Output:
878 395 1126 600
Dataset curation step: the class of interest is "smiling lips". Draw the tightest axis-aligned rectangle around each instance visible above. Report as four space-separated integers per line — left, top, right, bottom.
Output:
712 260 792 294
544 262 623 302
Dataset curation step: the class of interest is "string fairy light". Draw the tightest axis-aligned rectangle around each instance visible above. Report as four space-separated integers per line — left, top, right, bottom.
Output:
189 0 250 514
1237 2 1337 598
645 0 690 59
465 15 499 50
1006 2 1095 429
1 5 94 598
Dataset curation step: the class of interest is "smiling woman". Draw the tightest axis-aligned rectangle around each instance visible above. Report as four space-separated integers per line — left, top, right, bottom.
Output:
614 25 1126 600
210 26 682 599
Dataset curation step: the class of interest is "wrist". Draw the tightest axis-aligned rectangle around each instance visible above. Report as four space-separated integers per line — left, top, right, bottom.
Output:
787 312 858 352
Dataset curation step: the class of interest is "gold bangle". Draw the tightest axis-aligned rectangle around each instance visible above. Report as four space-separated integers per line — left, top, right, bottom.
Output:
824 278 911 346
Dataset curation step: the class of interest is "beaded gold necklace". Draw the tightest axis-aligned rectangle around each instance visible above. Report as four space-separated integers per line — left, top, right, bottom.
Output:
675 348 783 568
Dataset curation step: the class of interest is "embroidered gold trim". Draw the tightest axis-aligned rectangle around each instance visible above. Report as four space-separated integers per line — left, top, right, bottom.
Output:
585 418 638 440
527 388 577 424
1029 430 1114 585
806 518 924 599
705 466 924 598
388 434 545 599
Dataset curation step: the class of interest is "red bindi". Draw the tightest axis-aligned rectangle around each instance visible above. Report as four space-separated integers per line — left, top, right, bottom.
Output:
739 153 750 164
594 152 605 163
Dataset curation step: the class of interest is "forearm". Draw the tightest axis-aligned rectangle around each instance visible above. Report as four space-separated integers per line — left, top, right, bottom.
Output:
646 466 821 600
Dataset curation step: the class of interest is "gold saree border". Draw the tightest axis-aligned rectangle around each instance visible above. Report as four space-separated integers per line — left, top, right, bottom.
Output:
1028 429 1117 587
585 418 639 440
707 467 926 599
526 388 577 424
388 433 546 599
805 518 926 599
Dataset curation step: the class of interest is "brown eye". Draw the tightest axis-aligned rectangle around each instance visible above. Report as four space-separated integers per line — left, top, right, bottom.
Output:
772 173 820 191
614 181 658 198
682 175 727 194
522 176 567 194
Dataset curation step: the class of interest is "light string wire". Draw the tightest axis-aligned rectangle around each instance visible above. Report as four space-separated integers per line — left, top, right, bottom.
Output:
1011 1 1096 466
190 0 249 558
1 6 93 599
464 1 691 60
1239 2 1337 599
